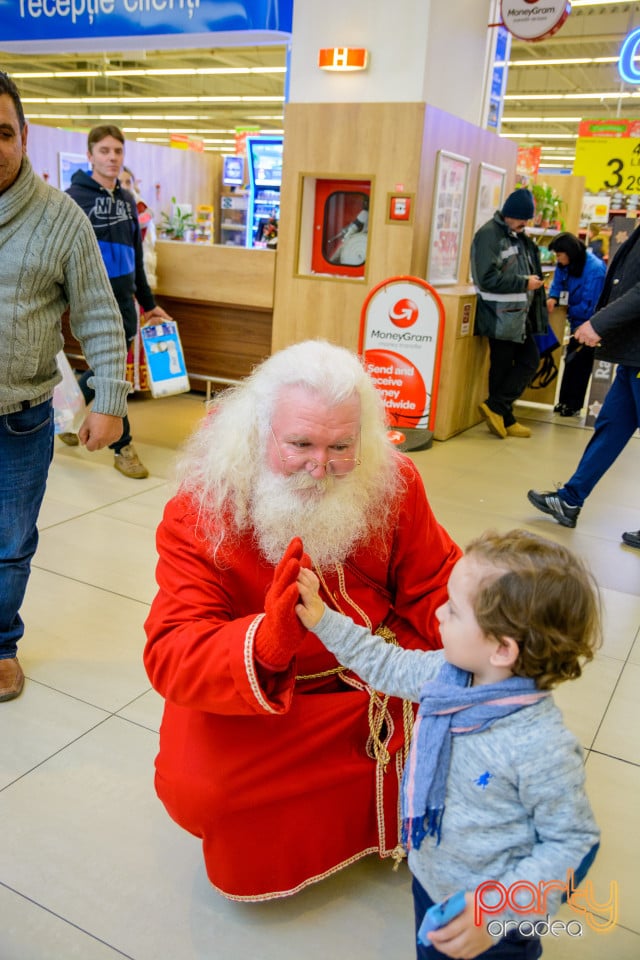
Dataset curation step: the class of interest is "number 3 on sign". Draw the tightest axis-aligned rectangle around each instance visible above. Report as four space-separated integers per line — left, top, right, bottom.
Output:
573 139 640 194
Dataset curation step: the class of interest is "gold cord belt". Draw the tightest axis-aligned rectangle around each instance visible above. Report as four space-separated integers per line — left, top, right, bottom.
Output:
297 564 414 770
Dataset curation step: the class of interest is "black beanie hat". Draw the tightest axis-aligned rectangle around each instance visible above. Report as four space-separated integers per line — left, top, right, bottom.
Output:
501 189 535 221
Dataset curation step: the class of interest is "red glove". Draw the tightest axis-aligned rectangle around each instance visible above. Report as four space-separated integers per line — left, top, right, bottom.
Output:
254 537 311 670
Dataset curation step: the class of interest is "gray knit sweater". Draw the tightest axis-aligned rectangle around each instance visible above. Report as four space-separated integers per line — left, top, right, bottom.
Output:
0 157 129 417
312 606 600 924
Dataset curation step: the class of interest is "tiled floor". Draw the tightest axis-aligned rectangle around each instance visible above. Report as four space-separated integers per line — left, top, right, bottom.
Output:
1 392 638 960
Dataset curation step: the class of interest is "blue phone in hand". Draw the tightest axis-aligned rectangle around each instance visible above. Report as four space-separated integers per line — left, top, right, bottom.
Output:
417 889 467 945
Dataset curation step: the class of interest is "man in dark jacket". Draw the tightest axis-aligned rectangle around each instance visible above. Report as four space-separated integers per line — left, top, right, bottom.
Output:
471 189 548 439
62 125 171 479
528 221 640 549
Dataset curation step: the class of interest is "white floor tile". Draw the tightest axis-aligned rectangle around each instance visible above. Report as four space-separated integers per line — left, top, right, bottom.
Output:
33 513 158 605
20 568 150 712
553 654 623 750
599 586 640 661
116 688 164 732
0 885 131 960
0 717 416 960
583 752 640 934
592 662 640 765
0 683 107 788
3 391 638 959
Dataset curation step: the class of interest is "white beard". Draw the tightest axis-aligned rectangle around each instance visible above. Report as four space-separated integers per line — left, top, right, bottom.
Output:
250 469 371 569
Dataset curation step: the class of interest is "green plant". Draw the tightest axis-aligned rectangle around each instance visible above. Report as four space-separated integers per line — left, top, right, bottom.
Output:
160 197 196 240
531 183 565 229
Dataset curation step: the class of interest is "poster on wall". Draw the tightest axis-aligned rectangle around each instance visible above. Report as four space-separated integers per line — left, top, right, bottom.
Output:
472 163 507 235
427 151 470 286
58 153 90 192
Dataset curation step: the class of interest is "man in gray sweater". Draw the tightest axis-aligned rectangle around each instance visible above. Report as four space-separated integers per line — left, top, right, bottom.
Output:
0 72 130 702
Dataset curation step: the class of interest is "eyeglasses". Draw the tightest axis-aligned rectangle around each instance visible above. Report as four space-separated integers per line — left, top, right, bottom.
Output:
270 425 361 476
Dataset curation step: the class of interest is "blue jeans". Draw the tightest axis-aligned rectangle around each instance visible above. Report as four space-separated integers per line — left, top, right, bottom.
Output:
412 877 542 960
0 400 54 659
560 364 640 507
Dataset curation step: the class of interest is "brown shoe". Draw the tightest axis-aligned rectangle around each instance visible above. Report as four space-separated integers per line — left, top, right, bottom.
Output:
478 402 506 439
0 657 25 702
506 422 531 438
113 443 149 479
58 432 79 446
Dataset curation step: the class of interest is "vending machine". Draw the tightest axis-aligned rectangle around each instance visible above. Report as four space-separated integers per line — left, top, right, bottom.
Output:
245 135 284 248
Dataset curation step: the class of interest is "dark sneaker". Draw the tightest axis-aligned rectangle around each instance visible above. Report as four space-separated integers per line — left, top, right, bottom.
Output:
58 432 79 446
622 530 640 549
527 489 580 528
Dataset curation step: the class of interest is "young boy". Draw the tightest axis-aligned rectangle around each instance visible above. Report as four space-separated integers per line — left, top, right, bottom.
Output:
293 529 601 959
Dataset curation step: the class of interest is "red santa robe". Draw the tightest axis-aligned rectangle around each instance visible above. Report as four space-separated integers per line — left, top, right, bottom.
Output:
143 454 460 901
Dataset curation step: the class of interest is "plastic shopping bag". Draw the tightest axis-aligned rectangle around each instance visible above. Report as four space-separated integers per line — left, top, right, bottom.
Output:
52 350 86 434
140 320 190 398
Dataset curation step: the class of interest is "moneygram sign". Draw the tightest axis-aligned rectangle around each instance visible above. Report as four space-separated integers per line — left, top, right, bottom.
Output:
500 0 570 43
359 276 444 431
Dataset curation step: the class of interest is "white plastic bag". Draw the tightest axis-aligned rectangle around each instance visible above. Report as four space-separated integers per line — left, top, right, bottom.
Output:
52 350 86 434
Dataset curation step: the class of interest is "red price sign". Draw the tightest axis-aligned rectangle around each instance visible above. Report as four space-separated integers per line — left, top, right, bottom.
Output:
573 137 640 194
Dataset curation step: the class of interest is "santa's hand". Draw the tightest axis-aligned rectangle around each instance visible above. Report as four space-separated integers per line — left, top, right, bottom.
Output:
254 538 309 669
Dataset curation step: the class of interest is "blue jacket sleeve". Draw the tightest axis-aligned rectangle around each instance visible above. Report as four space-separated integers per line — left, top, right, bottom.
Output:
568 255 607 325
547 264 567 301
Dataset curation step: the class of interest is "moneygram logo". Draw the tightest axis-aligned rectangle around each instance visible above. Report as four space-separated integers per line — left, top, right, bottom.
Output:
388 298 418 328
474 871 618 938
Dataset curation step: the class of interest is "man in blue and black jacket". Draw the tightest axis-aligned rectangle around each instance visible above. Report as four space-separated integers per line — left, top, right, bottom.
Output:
64 125 171 478
528 220 640 549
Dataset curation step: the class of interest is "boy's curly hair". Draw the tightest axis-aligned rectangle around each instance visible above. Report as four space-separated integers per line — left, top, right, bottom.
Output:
465 529 602 690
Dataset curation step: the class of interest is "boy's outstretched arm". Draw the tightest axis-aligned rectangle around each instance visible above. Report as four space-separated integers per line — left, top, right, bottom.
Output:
296 568 325 629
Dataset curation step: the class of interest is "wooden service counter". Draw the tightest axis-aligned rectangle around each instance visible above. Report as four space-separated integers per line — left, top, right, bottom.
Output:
153 241 275 389
432 286 489 441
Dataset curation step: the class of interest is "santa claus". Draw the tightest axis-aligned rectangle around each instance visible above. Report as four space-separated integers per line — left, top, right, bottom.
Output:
144 339 460 900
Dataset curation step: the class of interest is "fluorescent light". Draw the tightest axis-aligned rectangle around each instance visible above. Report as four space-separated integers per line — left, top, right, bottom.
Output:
571 0 630 6
22 95 285 106
504 91 640 101
501 133 578 139
501 117 583 123
509 57 618 67
13 66 285 80
11 70 101 79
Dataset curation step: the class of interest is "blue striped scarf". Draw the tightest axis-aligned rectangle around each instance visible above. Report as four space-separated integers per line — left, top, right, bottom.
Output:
401 662 548 850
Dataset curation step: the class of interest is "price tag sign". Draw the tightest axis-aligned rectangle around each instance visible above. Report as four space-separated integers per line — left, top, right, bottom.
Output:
573 137 640 194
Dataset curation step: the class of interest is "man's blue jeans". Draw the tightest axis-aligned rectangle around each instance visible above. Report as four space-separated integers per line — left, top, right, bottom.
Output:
0 400 54 660
560 364 640 507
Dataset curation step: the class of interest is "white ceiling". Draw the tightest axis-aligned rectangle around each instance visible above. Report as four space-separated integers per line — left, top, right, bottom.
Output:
1 2 639 169
504 1 640 170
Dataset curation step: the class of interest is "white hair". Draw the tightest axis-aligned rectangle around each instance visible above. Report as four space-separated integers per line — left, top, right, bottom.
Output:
176 339 402 563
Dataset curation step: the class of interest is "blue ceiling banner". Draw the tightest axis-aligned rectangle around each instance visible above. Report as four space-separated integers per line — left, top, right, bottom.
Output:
0 0 293 51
